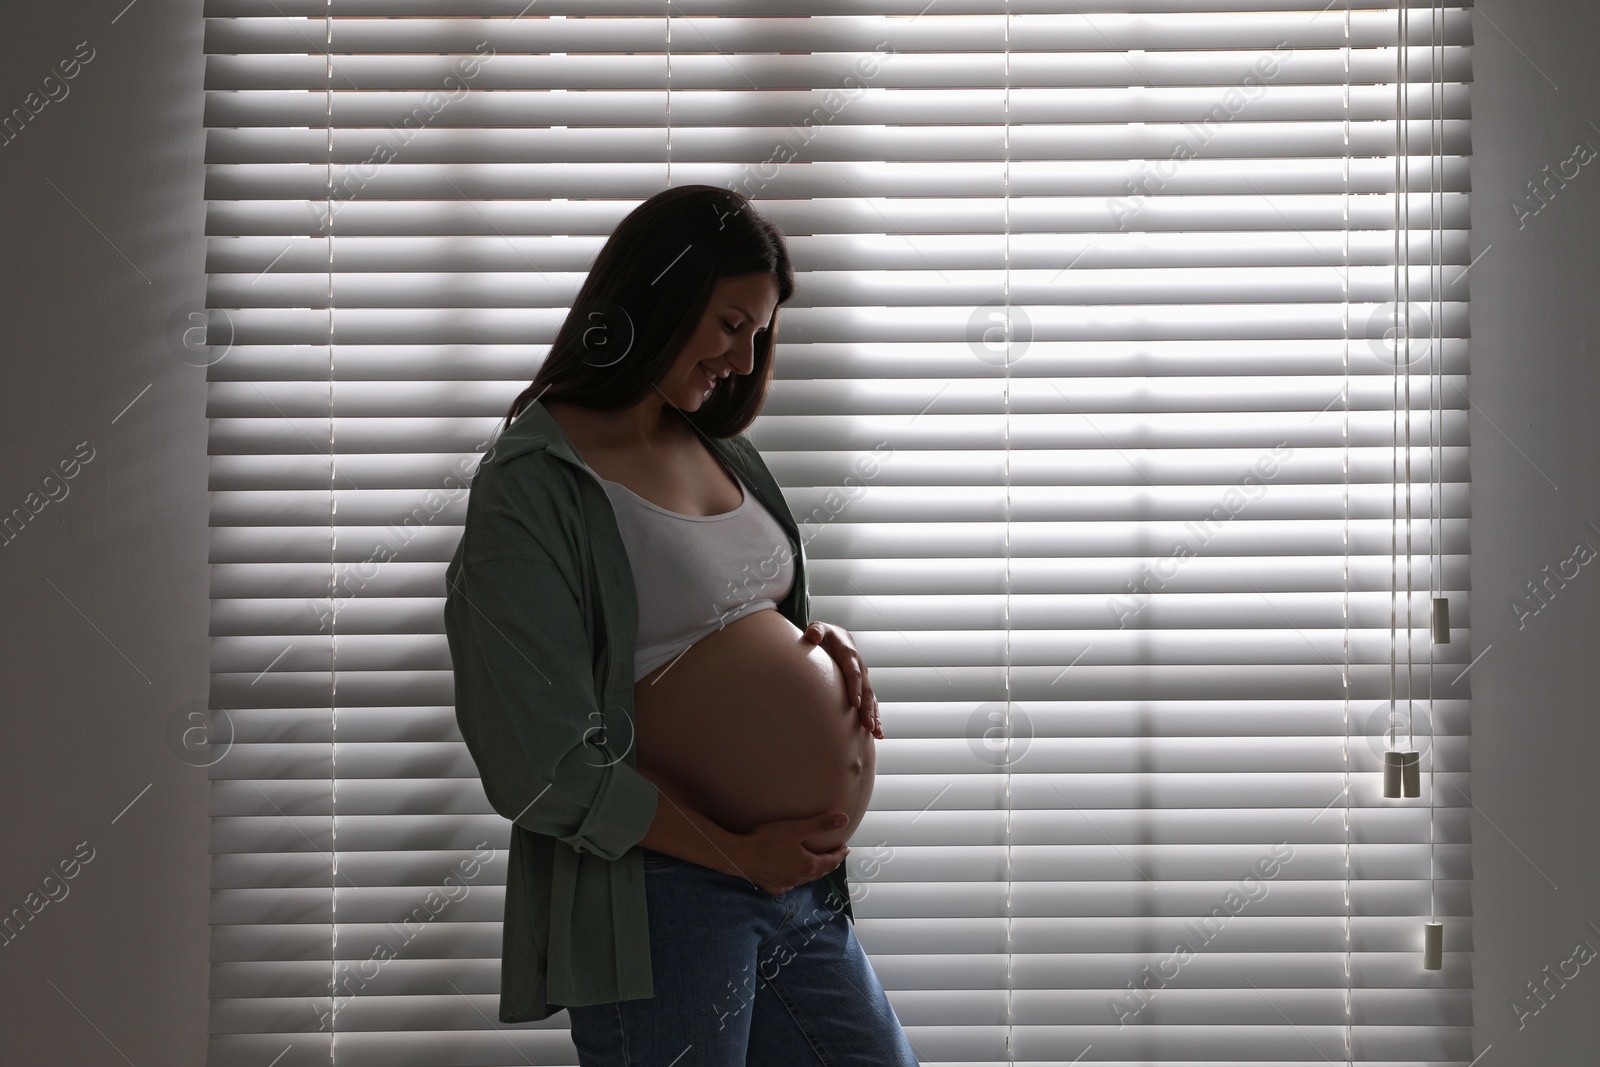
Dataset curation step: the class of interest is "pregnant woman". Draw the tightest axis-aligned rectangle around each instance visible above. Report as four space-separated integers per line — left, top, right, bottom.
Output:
444 185 919 1065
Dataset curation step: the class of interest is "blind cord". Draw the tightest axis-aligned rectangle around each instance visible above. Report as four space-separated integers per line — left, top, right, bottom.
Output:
664 3 671 185
1402 0 1415 755
1341 6 1353 1060
1001 5 1015 1060
323 2 340 1057
1388 4 1402 768
1428 0 1445 928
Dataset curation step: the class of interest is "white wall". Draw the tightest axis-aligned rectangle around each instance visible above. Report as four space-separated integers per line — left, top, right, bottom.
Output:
0 2 212 1063
1464 0 1600 1059
0 1 1595 1062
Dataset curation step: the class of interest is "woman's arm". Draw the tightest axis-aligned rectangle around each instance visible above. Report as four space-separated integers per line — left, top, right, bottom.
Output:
639 766 850 895
445 464 660 861
633 767 746 870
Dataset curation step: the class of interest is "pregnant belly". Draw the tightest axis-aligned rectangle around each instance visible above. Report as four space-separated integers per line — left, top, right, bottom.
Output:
632 608 876 854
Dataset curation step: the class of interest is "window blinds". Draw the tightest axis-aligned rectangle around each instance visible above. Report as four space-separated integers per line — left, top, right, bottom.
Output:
200 2 1474 1064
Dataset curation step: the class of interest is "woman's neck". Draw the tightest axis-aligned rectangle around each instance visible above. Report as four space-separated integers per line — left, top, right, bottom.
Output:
542 392 688 453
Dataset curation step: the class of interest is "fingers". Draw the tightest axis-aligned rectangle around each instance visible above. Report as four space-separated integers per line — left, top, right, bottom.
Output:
813 859 842 882
824 632 861 710
851 651 866 710
860 695 882 736
764 843 850 895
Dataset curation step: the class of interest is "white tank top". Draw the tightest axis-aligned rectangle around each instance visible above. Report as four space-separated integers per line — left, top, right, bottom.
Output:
581 457 797 683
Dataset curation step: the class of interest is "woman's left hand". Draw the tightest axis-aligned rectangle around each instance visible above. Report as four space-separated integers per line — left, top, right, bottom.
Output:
801 621 883 739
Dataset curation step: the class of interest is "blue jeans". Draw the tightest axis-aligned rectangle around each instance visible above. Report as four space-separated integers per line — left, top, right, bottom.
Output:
560 847 920 1066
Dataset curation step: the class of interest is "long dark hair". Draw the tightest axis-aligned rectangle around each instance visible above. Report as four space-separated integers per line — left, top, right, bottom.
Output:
503 185 795 438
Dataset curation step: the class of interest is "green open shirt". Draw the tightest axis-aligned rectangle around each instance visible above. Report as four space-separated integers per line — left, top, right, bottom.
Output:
444 398 855 1022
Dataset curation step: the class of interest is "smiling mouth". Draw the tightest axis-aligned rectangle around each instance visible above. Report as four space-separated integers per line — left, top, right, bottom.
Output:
701 366 718 392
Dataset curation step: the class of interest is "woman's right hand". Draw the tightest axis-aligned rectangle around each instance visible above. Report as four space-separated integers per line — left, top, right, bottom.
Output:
731 811 851 895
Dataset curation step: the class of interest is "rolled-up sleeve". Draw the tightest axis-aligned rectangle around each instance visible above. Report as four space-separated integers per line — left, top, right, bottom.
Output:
445 463 659 861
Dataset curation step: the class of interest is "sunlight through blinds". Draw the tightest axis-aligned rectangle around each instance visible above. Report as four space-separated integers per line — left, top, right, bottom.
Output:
199 1 1474 1063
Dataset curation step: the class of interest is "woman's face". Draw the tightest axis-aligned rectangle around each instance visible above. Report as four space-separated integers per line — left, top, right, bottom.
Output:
661 272 781 411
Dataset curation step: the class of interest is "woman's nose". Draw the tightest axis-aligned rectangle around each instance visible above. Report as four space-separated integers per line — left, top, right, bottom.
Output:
731 334 757 373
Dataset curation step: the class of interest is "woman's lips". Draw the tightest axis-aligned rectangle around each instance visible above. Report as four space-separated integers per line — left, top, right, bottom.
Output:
701 366 717 393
